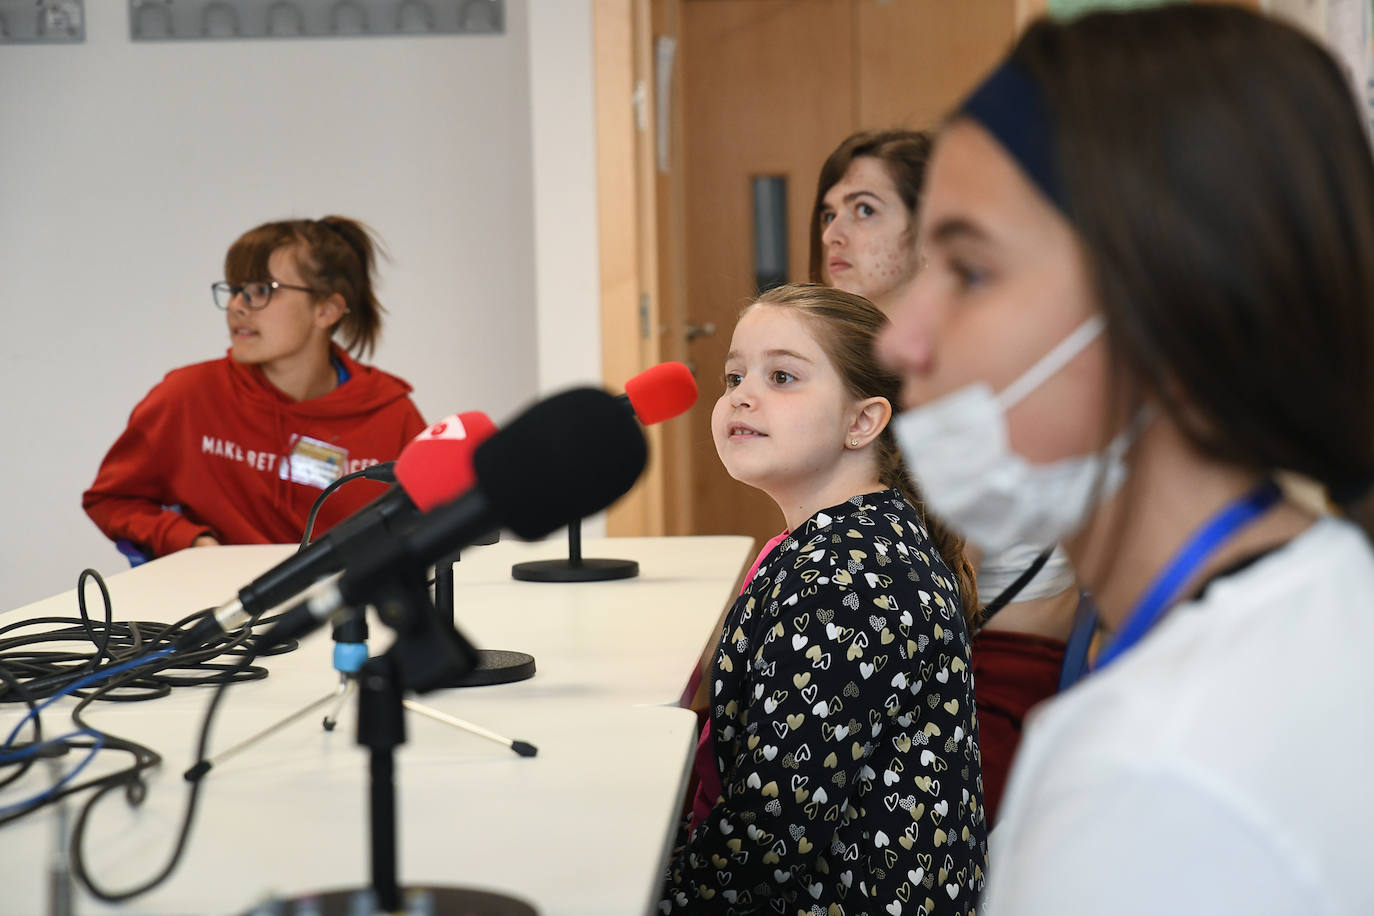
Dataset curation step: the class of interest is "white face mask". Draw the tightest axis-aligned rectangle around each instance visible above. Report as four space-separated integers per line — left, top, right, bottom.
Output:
893 315 1137 556
977 543 1076 602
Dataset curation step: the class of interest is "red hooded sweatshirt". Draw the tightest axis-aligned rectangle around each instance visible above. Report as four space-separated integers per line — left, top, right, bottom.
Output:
83 346 427 558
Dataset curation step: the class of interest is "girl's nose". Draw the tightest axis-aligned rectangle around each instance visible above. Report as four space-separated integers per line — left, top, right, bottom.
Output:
821 217 844 248
729 377 756 408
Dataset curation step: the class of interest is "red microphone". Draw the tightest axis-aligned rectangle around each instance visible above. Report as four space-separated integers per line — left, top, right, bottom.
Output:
622 361 698 425
394 411 498 512
398 410 522 689
179 411 498 650
511 363 697 584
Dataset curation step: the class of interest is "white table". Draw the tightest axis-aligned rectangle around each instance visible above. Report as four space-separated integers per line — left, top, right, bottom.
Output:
0 535 753 916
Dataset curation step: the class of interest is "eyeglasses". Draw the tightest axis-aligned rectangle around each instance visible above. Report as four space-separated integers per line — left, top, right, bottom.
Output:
211 280 317 311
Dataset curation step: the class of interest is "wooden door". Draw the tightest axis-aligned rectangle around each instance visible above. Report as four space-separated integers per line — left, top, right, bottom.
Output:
670 0 1017 548
596 0 691 540
855 0 1019 128
676 0 857 545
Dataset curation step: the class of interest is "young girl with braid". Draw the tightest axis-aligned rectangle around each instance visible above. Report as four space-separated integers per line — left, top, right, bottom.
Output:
84 216 426 559
661 283 985 915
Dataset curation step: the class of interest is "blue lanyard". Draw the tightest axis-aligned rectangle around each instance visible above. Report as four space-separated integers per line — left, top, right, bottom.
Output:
1057 593 1098 691
1092 478 1282 673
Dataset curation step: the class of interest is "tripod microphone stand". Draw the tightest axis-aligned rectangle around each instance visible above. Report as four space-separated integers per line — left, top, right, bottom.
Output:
241 555 538 916
201 610 537 776
200 540 537 789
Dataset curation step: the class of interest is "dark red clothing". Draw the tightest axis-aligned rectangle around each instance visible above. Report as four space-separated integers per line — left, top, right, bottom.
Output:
684 540 1069 830
84 347 426 558
971 628 1066 823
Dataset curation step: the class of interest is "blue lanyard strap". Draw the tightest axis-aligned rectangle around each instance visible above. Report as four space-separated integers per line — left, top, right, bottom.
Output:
1057 592 1099 691
1094 478 1282 672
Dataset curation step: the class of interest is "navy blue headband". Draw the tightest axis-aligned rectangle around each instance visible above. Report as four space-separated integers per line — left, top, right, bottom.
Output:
958 60 1066 215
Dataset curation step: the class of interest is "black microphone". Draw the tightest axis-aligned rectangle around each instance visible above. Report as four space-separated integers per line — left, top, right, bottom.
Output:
255 387 648 650
174 413 497 652
511 361 696 584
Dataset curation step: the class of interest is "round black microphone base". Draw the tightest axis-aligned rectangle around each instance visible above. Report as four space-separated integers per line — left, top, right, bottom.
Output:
244 885 537 916
436 648 536 688
510 557 639 583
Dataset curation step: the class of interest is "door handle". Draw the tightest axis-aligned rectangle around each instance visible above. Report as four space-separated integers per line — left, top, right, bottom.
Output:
686 321 716 342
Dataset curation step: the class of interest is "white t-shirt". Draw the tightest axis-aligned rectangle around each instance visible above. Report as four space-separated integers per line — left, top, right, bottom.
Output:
985 517 1374 915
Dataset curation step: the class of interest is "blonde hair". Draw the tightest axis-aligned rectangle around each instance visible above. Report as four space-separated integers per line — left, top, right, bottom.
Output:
749 283 979 624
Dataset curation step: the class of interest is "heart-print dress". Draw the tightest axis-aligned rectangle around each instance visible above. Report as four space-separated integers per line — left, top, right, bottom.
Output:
661 489 987 915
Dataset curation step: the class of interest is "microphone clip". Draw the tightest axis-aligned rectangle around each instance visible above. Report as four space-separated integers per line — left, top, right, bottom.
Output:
340 539 480 694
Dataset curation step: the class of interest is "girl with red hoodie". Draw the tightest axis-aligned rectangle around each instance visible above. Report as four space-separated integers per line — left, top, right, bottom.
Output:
84 216 427 559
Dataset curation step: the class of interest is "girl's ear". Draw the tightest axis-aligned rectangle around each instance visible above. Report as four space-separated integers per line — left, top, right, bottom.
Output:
847 396 892 449
314 292 349 330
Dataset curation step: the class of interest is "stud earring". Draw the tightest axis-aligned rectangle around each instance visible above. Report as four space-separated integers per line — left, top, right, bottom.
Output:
850 439 859 448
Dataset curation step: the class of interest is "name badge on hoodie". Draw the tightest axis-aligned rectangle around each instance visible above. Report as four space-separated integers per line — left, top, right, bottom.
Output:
279 434 349 490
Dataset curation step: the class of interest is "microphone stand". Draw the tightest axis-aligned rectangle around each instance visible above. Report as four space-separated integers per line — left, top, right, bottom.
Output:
201 613 536 773
202 539 534 783
245 557 537 916
433 532 536 687
322 606 368 730
509 518 639 582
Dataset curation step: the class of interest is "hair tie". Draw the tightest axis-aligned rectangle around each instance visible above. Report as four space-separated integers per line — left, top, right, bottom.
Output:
316 218 366 265
957 60 1066 215
316 218 349 241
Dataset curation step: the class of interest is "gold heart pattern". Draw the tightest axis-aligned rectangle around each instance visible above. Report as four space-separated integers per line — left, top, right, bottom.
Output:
662 490 986 914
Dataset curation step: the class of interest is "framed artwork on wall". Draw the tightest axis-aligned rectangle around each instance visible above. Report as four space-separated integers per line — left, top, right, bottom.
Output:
0 0 84 43
128 0 504 41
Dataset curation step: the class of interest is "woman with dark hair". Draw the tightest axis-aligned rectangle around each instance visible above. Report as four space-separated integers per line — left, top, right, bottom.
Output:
84 216 426 558
880 5 1374 910
809 129 931 313
812 129 1081 822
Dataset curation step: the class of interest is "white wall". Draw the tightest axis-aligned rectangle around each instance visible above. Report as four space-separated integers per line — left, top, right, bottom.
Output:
0 1 604 609
528 2 602 396
525 0 607 540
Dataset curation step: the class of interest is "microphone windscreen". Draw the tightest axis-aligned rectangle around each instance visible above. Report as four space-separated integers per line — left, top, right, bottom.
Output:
393 411 498 512
474 388 648 539
623 361 697 425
